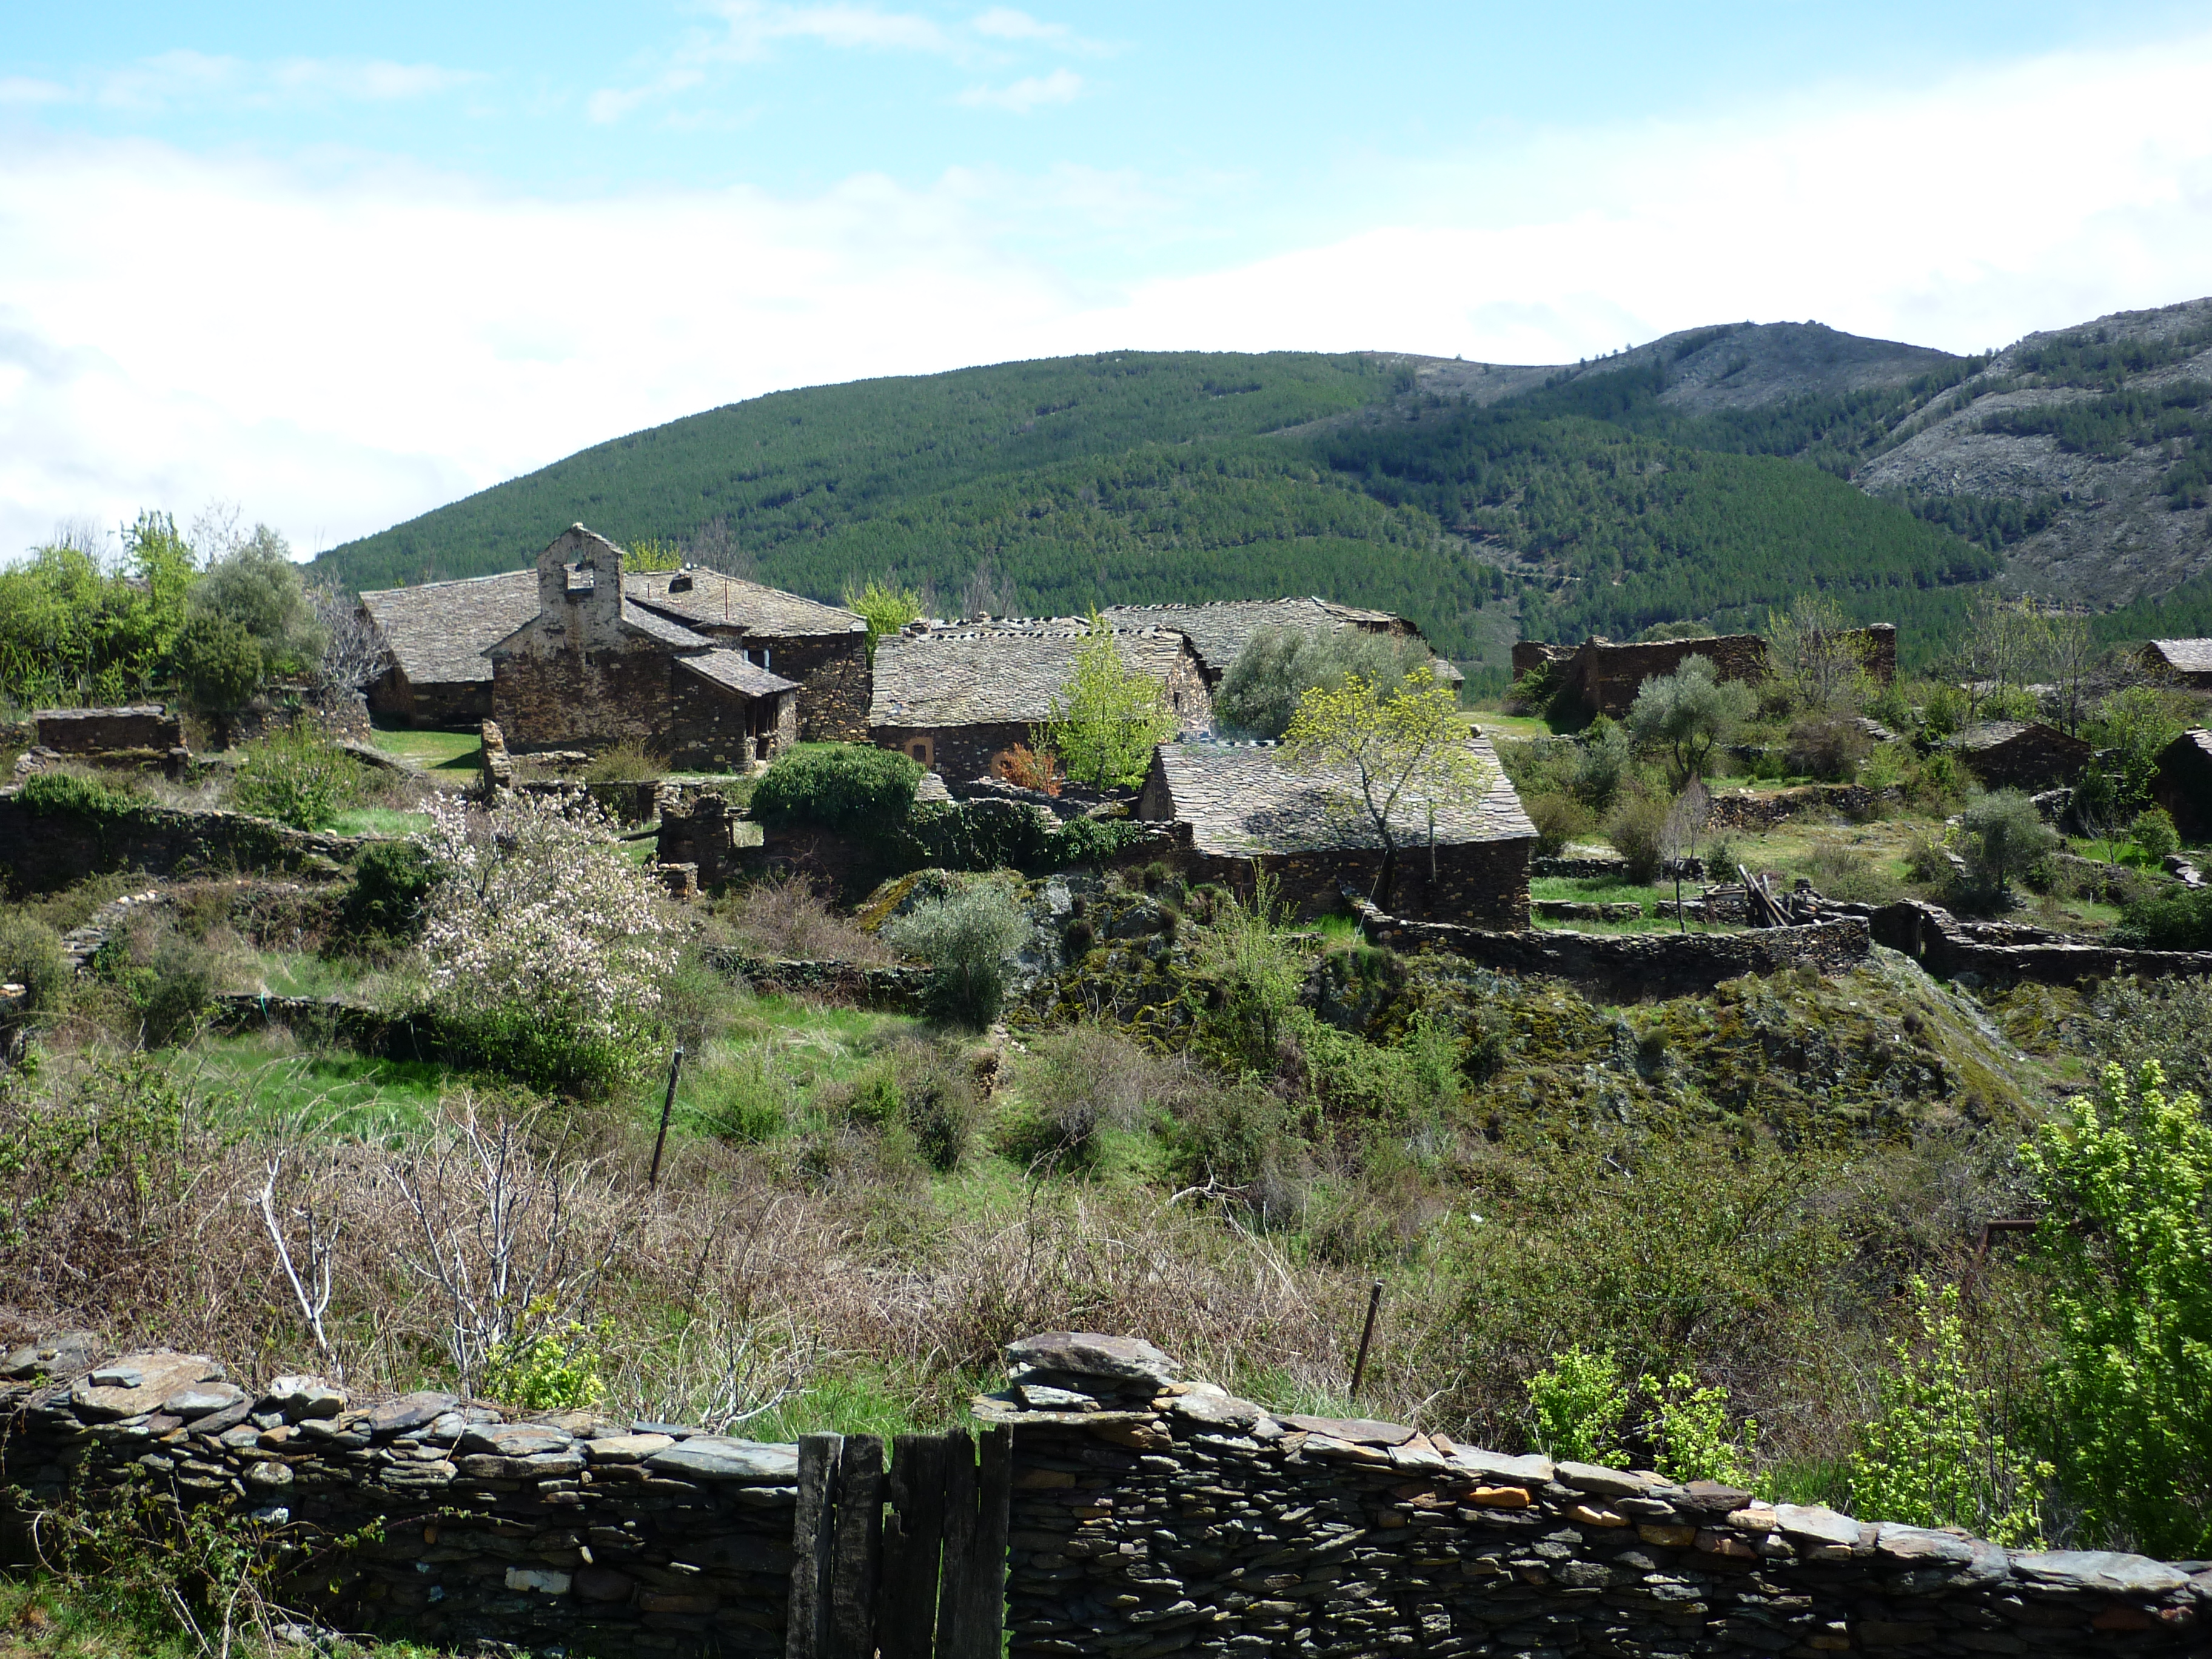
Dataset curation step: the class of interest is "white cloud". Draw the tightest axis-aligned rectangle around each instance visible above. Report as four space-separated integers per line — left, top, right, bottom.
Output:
13 50 480 114
3 30 2211 562
971 8 1067 43
0 77 69 107
708 1 957 61
956 68 1082 112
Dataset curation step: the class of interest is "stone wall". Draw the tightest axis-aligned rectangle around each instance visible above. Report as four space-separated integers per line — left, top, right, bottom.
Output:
366 665 495 729
669 672 796 773
983 1332 2204 1659
1181 839 1533 931
32 705 183 754
874 720 1037 784
0 793 366 894
1704 783 1903 833
698 950 931 1011
1860 899 2212 987
1347 895 1871 997
2153 731 2212 843
768 634 872 743
1958 726 2092 792
496 642 682 754
0 1346 797 1657
9 1331 2208 1659
1516 627 1897 719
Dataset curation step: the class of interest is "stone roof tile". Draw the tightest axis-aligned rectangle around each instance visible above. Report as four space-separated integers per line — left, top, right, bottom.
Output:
2151 638 2212 674
359 570 541 687
625 571 862 638
679 650 800 698
1099 597 1413 677
1150 732 1535 855
871 624 1197 727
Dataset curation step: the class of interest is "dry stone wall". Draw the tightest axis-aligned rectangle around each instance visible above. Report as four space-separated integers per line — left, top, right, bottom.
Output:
984 1333 2207 1659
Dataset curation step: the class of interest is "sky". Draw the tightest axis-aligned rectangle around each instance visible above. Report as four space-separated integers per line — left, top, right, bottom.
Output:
3 1 2210 561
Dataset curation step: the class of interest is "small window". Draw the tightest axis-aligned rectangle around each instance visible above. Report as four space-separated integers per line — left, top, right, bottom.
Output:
911 743 928 762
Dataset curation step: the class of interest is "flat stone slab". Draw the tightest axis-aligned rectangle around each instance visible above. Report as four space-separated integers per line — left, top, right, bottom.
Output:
1555 1460 1654 1496
1005 1333 1182 1387
364 1392 458 1436
1449 1448 1555 1486
1281 1413 1415 1447
162 1384 247 1419
458 1423 573 1458
70 1353 225 1421
1874 1524 1976 1566
1167 1386 1265 1429
646 1436 801 1483
2 1332 100 1381
1774 1503 1860 1548
585 1433 676 1463
264 1375 346 1419
2011 1550 2190 1596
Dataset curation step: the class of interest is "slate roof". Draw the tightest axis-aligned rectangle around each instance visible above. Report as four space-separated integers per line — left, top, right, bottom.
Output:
679 650 800 699
870 624 1198 728
625 569 863 638
359 570 541 687
1099 597 1413 679
620 600 714 649
1147 733 1535 856
2151 639 2212 674
1954 720 2088 752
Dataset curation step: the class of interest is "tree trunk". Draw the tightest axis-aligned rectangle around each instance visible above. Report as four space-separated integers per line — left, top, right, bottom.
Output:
1373 840 1398 914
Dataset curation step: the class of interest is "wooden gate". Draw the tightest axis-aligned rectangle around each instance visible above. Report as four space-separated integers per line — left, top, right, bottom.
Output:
786 1427 1011 1659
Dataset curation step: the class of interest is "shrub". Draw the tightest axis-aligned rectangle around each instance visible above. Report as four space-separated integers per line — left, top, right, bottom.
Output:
1960 791 2058 894
1646 1370 1758 1487
1785 712 1872 782
337 840 438 944
1921 682 1966 737
484 1318 611 1410
1524 793 1590 858
1189 874 1304 1077
997 743 1062 795
16 769 142 817
2133 806 2182 864
1572 716 1634 808
230 723 361 830
1627 655 1754 782
716 874 890 964
2024 1060 2212 1557
997 1025 1156 1173
898 1045 984 1172
137 935 213 1048
1848 1278 2048 1546
1216 625 1433 740
170 611 261 714
751 744 922 829
1604 790 1670 884
1156 1079 1307 1224
582 740 666 783
190 523 323 674
1528 1347 1627 1464
882 880 1031 1028
415 793 678 1091
0 913 70 1019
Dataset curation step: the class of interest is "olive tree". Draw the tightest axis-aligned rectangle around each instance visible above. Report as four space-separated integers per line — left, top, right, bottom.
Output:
1627 656 1754 783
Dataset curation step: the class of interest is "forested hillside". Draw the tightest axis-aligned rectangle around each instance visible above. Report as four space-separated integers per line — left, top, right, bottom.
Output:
312 303 2212 678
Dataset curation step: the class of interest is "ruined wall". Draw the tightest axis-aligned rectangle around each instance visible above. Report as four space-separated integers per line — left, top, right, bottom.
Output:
0 794 366 894
1516 626 1897 719
0 1346 796 1658
1959 728 2092 792
1863 899 2212 987
32 705 183 754
986 1333 2207 1659
1184 839 1532 931
2153 732 2212 843
1348 897 1871 998
874 720 1036 783
367 666 494 729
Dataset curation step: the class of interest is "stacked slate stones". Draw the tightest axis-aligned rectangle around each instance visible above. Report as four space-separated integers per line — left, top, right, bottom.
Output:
980 1333 2210 1659
1 1339 799 1657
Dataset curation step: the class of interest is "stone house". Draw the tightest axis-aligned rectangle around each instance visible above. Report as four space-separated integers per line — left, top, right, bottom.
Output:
1135 733 1536 927
869 622 1212 779
1512 625 1898 718
360 570 542 728
1952 720 2093 790
2152 728 2212 842
485 527 823 769
1099 597 1458 688
2143 638 2212 689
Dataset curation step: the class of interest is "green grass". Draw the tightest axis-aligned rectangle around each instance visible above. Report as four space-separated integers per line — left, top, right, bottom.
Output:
366 726 482 770
326 807 433 837
226 951 375 999
175 1033 451 1139
0 1573 448 1659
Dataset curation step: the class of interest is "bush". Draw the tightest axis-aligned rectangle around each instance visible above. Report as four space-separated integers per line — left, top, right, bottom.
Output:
997 743 1062 795
1786 713 1872 782
1960 791 2058 894
0 913 70 1019
1627 655 1754 782
751 744 922 829
1528 1347 1627 1464
1525 793 1591 858
1216 625 1432 739
1572 716 1634 808
2114 885 2212 952
1921 683 1967 738
582 740 666 784
170 612 261 714
16 769 142 817
882 881 1031 1028
1604 790 1669 884
230 723 361 830
2133 806 2182 864
836 1042 983 1171
997 1025 1156 1173
716 874 890 963
337 840 438 945
1156 1079 1307 1224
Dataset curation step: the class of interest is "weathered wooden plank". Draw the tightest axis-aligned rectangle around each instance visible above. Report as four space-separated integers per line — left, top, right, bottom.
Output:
881 1435 948 1659
934 1429 979 1659
972 1425 1011 1659
788 1432 843 1659
828 1433 886 1659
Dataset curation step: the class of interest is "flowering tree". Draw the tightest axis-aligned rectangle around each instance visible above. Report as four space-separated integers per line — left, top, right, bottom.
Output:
416 793 678 1090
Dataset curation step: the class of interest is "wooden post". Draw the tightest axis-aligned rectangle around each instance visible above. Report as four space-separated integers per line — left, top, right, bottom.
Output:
881 1435 948 1659
828 1435 885 1659
788 1433 842 1659
934 1430 979 1659
973 1424 1011 1659
1349 1279 1384 1401
649 1046 686 1188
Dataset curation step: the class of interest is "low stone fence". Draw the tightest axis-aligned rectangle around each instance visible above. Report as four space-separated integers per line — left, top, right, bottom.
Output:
0 794 370 892
1704 783 1903 832
0 1342 796 1657
984 1332 2200 1659
1347 894 1870 997
1858 900 2212 987
32 705 183 754
700 949 933 1011
7 1330 2205 1659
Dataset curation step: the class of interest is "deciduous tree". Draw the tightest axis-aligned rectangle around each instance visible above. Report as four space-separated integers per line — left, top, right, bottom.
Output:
1045 610 1179 791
